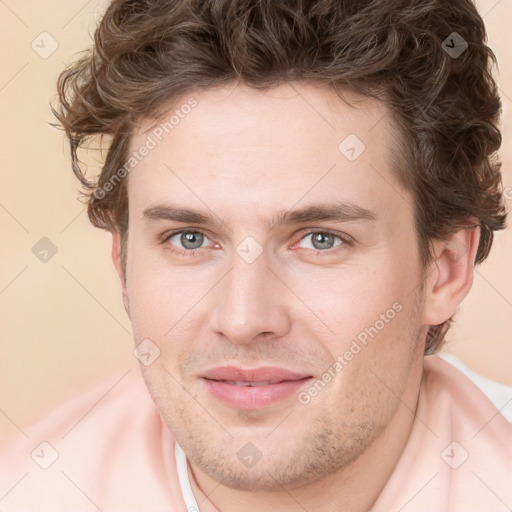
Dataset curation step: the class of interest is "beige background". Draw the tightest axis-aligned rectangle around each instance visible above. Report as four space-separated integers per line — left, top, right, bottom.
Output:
1 0 511 448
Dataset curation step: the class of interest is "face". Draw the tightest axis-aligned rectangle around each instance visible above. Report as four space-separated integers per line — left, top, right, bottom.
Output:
121 82 428 491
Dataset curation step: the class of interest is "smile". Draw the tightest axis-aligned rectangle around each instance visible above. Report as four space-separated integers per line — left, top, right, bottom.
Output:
200 367 313 409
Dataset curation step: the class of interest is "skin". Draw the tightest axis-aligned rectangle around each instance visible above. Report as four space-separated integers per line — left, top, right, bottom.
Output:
112 81 479 512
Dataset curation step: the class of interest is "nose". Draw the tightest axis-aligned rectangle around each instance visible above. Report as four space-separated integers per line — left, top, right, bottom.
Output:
211 250 292 345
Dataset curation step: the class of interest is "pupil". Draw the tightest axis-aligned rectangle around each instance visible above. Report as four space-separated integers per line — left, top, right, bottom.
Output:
182 232 203 249
313 233 333 250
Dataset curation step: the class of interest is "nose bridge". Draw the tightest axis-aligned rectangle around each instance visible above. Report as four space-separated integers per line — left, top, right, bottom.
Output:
212 247 290 343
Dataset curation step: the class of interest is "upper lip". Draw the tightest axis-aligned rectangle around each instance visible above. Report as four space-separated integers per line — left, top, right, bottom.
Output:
201 366 312 383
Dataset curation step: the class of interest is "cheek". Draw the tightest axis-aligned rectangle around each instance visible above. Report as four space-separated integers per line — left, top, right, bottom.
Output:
126 253 208 333
286 261 422 389
286 264 405 340
308 302 422 429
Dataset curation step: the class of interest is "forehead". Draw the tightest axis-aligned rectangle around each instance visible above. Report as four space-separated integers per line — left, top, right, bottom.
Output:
126 82 408 222
136 81 392 158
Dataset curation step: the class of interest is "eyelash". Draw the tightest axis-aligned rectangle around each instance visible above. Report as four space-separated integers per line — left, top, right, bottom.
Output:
159 229 353 258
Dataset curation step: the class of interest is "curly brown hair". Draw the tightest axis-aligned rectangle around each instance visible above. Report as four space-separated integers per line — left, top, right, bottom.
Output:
53 0 507 354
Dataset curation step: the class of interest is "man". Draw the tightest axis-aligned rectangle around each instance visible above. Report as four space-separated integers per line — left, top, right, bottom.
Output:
1 0 511 510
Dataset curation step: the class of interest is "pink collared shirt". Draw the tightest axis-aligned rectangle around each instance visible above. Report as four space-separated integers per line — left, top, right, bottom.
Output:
1 356 511 511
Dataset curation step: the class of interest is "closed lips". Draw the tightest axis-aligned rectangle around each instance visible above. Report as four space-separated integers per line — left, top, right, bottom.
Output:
200 366 312 383
201 366 314 409
218 380 297 386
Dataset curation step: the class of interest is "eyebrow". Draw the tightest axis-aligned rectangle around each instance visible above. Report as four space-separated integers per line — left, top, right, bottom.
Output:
142 201 376 231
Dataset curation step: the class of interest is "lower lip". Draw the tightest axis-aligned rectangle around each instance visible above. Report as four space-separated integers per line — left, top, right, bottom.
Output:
202 378 311 409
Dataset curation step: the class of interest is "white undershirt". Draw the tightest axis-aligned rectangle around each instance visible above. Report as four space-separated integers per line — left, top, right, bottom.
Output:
174 441 201 511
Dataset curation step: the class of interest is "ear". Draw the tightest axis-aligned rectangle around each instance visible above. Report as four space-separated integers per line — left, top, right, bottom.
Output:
112 231 130 317
421 226 480 327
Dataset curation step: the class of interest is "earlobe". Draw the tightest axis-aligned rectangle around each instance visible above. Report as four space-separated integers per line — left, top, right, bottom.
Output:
421 226 480 327
111 231 130 316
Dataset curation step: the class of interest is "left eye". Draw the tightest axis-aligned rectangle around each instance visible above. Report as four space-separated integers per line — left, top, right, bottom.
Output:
298 232 344 251
167 231 209 250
